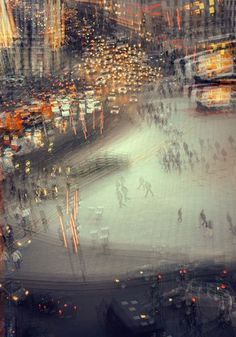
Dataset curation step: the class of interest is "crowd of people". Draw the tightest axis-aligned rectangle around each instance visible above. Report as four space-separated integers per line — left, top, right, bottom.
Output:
138 96 235 178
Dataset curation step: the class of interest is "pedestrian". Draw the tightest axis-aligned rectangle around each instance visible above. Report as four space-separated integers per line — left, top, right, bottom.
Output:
199 138 204 152
137 177 145 190
12 250 22 271
228 135 235 147
121 185 129 202
199 209 207 227
178 208 182 223
144 181 154 198
221 148 227 161
66 181 71 191
205 162 210 173
42 218 49 233
17 188 22 206
226 213 233 231
117 189 125 208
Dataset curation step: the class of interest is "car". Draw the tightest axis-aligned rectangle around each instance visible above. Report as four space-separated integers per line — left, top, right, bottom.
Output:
107 92 116 102
32 294 78 319
16 235 32 248
3 147 14 158
84 86 95 97
110 106 120 114
161 286 186 309
30 114 43 126
95 76 107 86
129 95 138 103
1 281 29 305
117 87 127 95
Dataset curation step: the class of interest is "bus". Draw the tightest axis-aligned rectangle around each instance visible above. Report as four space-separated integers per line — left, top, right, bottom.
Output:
174 34 236 84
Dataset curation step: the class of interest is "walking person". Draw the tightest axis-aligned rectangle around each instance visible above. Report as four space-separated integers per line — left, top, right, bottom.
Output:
144 181 154 198
121 185 129 202
228 135 235 148
199 209 207 227
221 148 227 161
226 213 233 231
178 208 182 223
42 218 49 233
116 188 125 208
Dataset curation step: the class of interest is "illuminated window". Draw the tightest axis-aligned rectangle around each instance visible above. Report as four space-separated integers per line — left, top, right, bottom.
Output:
209 6 215 14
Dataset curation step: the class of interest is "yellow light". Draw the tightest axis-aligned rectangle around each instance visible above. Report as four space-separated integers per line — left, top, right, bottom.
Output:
12 295 19 302
209 6 215 14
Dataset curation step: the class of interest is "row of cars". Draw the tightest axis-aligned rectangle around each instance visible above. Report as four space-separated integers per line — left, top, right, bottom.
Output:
1 281 78 319
76 36 161 112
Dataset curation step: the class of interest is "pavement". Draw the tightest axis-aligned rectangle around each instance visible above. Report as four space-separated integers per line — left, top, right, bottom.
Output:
4 94 236 281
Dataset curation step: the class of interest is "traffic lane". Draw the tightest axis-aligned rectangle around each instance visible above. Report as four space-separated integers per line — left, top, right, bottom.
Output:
13 267 236 337
18 281 152 337
11 104 125 172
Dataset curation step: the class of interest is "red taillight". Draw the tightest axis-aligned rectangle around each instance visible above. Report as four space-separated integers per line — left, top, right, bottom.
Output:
157 274 162 280
73 305 77 311
223 270 228 275
220 283 226 289
192 297 197 303
59 309 63 315
64 303 68 308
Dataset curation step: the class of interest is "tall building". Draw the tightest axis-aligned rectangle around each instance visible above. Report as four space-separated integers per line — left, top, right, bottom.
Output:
0 0 18 75
9 0 65 77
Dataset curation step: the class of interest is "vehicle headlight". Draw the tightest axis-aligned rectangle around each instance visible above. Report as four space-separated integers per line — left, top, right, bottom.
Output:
25 290 29 296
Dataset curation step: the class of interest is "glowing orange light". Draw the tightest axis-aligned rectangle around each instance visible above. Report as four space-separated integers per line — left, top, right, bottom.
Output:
59 215 68 248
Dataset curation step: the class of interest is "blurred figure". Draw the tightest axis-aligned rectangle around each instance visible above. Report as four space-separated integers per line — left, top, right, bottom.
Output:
121 185 129 202
144 181 154 198
137 177 145 190
116 187 125 208
42 218 49 233
178 208 182 223
226 212 233 231
199 210 207 227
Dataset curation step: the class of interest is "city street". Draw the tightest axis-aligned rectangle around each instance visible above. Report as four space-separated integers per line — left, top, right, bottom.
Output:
1 1 236 336
5 95 236 281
